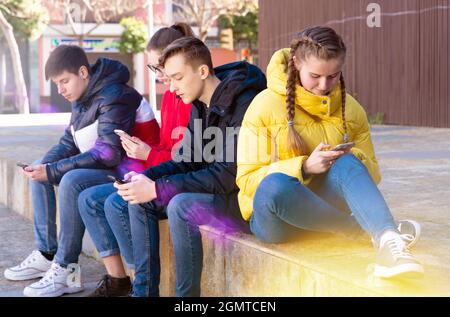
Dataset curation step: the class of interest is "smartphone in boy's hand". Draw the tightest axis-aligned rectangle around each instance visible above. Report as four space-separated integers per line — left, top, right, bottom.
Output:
107 175 128 185
16 162 30 169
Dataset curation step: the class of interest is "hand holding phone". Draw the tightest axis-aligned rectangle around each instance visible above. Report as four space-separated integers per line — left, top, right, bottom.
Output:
114 129 138 144
331 142 355 152
17 162 34 171
114 129 129 137
16 162 29 169
107 175 128 185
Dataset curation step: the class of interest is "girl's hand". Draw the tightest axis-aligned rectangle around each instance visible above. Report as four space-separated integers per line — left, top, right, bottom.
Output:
121 136 151 161
302 143 344 176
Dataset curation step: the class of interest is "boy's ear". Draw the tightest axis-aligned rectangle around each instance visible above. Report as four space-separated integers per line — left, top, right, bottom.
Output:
199 64 210 80
79 66 89 79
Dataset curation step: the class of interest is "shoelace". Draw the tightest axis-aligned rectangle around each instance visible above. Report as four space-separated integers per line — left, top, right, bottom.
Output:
401 233 415 246
39 265 64 290
18 251 39 268
93 275 110 296
386 234 414 261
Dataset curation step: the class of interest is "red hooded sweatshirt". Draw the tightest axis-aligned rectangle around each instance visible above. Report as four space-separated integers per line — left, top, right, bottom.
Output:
145 90 192 167
119 91 191 174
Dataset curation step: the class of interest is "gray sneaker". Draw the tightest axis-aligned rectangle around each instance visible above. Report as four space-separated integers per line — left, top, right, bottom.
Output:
398 219 421 248
374 233 424 279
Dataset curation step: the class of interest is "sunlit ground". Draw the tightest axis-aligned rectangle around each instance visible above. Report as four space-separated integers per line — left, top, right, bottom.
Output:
0 111 162 127
0 113 71 127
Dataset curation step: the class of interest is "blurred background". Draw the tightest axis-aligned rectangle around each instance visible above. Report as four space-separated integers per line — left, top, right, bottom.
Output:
0 0 449 127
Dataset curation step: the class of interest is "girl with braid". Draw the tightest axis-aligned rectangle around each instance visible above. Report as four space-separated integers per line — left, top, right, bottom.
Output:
236 26 424 279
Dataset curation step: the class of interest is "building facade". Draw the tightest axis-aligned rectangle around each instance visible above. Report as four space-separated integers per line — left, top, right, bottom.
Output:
258 0 450 128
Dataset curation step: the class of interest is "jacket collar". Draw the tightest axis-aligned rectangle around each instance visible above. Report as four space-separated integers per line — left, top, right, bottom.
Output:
267 48 343 119
295 83 342 118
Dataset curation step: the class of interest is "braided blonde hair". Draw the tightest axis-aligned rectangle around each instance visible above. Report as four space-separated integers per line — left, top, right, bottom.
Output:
286 26 348 155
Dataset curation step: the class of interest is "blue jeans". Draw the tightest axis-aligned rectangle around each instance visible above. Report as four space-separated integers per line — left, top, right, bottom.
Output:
166 193 248 297
127 201 166 297
250 154 397 245
78 183 134 269
30 159 116 266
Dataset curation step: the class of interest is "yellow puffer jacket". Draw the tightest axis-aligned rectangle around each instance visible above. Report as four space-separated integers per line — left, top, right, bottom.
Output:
236 48 381 221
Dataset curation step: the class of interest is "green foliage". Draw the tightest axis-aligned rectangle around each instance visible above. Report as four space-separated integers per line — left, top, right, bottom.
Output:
368 112 385 125
218 8 258 47
118 17 149 54
0 0 49 40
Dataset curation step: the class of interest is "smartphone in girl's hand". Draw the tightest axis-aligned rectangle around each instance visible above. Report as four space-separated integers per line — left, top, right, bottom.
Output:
331 142 355 152
114 129 129 138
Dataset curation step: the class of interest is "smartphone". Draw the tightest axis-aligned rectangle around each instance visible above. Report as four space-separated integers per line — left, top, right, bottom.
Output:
114 129 129 138
107 175 127 185
331 142 355 151
16 162 30 169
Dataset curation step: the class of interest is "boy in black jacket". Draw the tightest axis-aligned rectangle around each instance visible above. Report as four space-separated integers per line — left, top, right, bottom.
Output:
114 37 266 296
4 45 143 297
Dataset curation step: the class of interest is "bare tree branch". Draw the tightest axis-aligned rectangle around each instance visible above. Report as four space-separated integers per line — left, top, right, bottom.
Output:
170 0 257 41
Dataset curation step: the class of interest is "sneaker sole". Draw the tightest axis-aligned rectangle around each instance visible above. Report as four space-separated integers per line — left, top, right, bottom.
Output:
23 286 84 297
374 263 424 279
4 270 47 281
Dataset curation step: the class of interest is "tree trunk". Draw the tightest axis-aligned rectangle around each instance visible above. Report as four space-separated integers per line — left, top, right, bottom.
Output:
0 48 5 113
0 10 30 114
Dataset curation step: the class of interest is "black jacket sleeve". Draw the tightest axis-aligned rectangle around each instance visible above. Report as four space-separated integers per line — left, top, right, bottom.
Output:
41 125 79 164
152 93 253 205
45 91 139 184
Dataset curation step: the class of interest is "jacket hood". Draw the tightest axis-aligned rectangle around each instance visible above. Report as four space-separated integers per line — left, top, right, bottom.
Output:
267 48 343 119
209 61 267 111
79 58 130 103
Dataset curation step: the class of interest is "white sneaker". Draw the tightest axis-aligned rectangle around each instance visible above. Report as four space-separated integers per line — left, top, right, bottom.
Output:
4 250 52 281
374 232 424 279
23 263 84 297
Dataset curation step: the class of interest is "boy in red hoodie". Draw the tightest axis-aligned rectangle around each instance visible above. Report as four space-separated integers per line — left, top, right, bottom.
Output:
77 23 194 297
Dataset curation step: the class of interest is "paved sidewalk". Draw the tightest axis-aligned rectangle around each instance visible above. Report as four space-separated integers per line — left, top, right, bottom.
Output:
0 204 106 297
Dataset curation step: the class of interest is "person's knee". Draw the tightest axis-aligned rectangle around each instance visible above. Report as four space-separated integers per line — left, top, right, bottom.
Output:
59 169 83 193
333 153 365 172
254 173 292 207
104 193 127 217
78 188 97 217
329 153 368 185
166 193 193 222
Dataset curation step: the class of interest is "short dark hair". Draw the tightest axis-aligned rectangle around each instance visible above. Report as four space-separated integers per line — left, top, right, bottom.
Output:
45 45 90 80
159 37 214 75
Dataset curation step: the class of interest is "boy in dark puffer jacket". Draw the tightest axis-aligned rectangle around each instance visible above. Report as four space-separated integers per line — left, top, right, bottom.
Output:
3 45 157 297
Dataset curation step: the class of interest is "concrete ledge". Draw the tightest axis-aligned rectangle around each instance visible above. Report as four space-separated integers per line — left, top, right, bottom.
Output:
198 226 450 296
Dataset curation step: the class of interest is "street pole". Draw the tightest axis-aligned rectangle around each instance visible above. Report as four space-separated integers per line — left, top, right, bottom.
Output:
165 0 173 25
147 0 157 112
